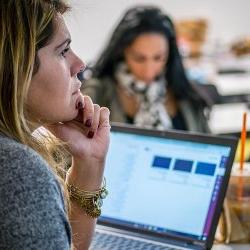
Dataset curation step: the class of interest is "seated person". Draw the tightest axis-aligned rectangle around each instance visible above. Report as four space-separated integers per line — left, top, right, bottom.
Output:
82 6 211 132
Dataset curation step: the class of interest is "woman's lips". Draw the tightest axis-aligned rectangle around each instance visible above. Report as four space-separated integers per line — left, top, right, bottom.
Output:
72 80 82 95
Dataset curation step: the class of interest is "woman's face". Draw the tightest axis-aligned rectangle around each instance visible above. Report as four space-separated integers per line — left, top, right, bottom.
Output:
124 33 168 84
27 15 84 124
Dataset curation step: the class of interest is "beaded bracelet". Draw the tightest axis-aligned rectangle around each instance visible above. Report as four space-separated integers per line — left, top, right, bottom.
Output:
67 178 108 218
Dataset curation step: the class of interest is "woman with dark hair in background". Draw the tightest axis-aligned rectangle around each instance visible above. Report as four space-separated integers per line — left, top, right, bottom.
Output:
82 6 211 132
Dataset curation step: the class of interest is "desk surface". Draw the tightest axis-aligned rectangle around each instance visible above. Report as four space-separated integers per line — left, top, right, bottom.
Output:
212 244 250 250
184 55 250 97
213 74 250 96
208 103 250 134
214 54 250 96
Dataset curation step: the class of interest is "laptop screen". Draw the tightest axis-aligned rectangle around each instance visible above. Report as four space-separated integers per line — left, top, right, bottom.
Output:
99 125 237 244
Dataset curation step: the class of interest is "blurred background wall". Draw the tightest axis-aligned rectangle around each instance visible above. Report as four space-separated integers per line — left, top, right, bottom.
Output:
65 0 250 62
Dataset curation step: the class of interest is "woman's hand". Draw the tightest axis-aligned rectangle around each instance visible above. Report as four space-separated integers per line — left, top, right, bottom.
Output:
47 95 110 189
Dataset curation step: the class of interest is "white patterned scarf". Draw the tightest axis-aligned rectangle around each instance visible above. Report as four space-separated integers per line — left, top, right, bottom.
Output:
115 63 172 130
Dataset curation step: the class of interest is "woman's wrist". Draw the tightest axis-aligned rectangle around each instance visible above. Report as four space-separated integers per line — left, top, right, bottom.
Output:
66 157 105 190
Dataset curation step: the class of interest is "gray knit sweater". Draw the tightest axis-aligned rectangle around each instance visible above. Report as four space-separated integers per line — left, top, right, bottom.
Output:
0 135 71 250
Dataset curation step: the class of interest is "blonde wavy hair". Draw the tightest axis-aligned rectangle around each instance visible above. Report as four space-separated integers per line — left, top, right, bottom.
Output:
0 1 70 184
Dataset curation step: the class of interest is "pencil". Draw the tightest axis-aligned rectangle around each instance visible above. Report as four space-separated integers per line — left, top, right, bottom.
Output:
239 112 247 171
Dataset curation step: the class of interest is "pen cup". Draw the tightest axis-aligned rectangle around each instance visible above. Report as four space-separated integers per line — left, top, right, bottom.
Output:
226 163 250 241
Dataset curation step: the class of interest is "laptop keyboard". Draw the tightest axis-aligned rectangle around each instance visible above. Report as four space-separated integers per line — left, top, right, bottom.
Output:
90 231 183 250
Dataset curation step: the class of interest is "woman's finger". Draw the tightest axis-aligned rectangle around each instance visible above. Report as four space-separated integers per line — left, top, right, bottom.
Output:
74 94 85 123
98 107 111 129
82 95 94 127
87 104 100 138
45 123 69 141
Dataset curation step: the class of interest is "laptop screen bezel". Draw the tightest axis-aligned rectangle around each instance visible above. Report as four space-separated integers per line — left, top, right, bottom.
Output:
98 123 238 249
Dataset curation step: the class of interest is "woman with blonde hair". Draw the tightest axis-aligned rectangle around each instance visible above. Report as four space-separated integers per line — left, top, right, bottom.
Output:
0 1 110 249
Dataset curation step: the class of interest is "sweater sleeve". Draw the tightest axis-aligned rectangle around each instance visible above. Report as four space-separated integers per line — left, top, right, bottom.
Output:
0 139 71 250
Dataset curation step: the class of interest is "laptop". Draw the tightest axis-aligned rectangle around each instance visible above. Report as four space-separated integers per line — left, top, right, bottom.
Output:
90 124 238 250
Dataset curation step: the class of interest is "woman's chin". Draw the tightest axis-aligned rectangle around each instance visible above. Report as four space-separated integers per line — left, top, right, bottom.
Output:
56 110 79 123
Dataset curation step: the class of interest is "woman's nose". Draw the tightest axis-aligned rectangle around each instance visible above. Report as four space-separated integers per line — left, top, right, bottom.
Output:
71 52 86 77
142 63 158 82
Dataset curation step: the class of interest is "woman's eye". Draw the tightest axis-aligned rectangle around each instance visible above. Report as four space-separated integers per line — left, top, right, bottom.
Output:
61 47 70 57
133 57 146 63
154 55 166 62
